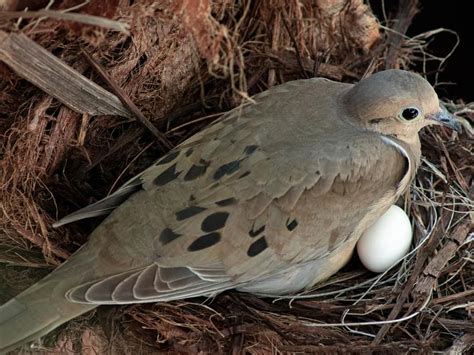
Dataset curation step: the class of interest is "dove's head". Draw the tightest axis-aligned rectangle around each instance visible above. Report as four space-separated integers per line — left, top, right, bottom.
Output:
344 70 460 141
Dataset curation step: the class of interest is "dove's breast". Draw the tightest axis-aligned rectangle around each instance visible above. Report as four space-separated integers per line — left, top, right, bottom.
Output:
236 132 413 295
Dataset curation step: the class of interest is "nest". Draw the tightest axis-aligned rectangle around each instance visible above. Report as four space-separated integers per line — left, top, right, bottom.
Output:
0 0 472 353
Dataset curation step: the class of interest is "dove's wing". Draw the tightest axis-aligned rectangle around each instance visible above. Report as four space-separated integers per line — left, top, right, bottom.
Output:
60 79 411 304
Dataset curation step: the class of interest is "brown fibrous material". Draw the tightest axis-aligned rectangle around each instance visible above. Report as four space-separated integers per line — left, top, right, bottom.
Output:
0 0 472 353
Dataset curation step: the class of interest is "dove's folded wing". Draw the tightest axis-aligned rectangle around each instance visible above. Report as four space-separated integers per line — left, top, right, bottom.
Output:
64 130 408 303
59 79 411 304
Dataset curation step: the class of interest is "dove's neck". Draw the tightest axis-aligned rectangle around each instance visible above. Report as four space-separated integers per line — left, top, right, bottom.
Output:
380 134 421 196
337 86 361 126
385 133 421 168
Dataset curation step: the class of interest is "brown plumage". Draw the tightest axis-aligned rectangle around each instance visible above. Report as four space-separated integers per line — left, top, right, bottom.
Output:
0 70 460 352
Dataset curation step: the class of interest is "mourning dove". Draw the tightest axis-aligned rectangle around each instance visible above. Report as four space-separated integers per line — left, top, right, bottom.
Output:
0 70 460 352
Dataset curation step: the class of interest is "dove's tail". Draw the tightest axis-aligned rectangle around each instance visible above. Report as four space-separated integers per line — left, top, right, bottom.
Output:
0 259 97 353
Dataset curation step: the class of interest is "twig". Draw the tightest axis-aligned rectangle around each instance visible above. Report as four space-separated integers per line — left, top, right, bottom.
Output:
166 113 222 134
81 49 173 149
281 9 309 79
444 332 474 354
384 0 420 69
412 220 473 298
0 10 130 34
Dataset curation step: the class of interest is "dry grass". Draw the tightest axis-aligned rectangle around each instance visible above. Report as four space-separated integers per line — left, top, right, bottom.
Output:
0 0 472 353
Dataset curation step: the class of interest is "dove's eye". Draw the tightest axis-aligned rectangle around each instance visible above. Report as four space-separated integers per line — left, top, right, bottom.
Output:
400 107 421 121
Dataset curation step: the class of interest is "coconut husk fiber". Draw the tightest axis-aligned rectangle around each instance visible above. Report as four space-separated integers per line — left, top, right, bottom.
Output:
0 0 473 353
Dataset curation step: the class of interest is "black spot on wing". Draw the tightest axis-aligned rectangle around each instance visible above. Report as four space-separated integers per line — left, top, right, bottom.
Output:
153 164 180 186
159 228 181 245
244 145 258 155
187 232 221 251
249 224 265 237
184 163 208 181
286 219 298 231
156 151 179 165
216 198 237 206
214 160 241 180
247 236 268 257
185 148 194 157
176 206 207 220
201 212 229 232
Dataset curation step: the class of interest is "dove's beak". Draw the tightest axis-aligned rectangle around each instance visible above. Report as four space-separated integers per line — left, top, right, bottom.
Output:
427 110 462 132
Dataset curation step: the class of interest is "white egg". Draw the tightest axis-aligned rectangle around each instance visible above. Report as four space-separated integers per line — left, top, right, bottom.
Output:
357 205 412 273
